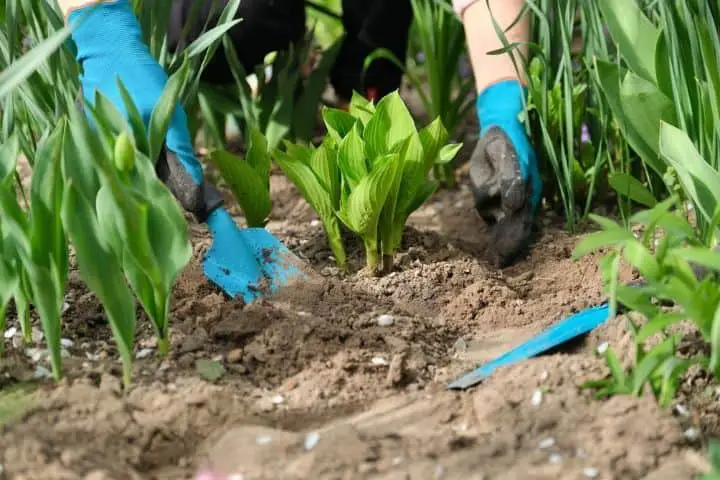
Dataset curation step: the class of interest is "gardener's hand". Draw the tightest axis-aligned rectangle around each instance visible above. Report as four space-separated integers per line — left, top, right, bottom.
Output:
469 79 542 266
68 0 266 297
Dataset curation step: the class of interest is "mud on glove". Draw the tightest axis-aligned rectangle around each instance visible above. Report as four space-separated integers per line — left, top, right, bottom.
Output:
469 79 542 265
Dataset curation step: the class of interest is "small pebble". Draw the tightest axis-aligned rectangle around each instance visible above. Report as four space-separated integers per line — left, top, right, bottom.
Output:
271 394 285 405
228 475 245 480
531 390 543 407
60 338 74 348
538 437 555 449
227 348 243 363
376 314 394 327
392 457 403 466
304 431 320 450
371 357 389 366
310 219 321 227
583 467 599 478
684 427 699 441
597 342 609 354
33 366 52 380
256 435 273 445
61 301 70 314
4 327 17 339
32 329 44 343
549 454 562 464
434 464 445 478
540 371 549 381
674 404 690 417
136 348 154 359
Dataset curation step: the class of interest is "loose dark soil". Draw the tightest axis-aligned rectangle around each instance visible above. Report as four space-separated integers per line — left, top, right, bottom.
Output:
0 117 716 480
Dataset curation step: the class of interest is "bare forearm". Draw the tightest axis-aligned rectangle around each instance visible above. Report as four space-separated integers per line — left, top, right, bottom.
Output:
58 0 109 19
458 0 529 93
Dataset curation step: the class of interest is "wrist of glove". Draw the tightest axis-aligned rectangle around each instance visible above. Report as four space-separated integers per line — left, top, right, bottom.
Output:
69 0 221 223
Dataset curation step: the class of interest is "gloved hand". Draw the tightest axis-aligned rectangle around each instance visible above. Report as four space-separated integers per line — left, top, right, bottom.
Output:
469 79 542 266
68 0 266 298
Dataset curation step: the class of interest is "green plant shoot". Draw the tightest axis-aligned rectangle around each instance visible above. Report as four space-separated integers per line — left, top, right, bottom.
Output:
208 127 272 227
277 91 461 274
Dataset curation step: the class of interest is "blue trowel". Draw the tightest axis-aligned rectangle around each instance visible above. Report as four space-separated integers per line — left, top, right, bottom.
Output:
447 303 612 390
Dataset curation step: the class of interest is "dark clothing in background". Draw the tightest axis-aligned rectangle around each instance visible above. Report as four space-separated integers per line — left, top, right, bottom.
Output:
167 0 413 101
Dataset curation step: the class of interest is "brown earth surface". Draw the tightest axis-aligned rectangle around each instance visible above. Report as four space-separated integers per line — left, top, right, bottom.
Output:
0 156 716 479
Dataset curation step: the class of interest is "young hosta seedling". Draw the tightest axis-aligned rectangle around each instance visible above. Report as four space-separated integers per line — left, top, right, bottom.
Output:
208 127 272 227
573 195 720 405
276 91 461 274
273 136 347 269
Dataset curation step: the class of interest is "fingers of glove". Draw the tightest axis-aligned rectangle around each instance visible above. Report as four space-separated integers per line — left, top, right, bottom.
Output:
469 126 527 223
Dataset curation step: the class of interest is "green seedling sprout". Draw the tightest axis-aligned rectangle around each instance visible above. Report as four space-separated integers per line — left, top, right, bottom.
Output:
208 127 272 227
276 91 461 275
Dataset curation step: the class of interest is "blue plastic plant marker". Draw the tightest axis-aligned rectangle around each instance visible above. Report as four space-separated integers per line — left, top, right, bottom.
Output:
447 304 611 390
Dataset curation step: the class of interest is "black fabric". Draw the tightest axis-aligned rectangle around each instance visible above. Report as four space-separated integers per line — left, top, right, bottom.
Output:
167 0 413 100
330 0 413 101
168 0 307 85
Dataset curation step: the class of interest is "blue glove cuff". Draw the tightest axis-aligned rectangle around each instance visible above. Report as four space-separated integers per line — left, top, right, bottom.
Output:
476 79 527 137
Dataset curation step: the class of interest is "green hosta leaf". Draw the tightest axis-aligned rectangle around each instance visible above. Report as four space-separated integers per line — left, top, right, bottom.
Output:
349 91 376 125
309 138 341 209
418 117 449 171
338 123 368 189
339 153 400 235
608 172 657 208
274 148 347 268
245 127 271 181
659 122 720 224
594 60 664 175
395 132 427 217
597 0 659 83
209 149 272 227
436 143 463 165
322 107 358 141
363 91 416 160
620 72 675 157
274 149 335 223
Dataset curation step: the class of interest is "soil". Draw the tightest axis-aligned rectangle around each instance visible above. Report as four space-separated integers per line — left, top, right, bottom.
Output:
0 124 717 479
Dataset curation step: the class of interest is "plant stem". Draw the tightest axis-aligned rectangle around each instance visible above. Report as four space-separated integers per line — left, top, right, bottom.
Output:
328 230 347 271
365 239 381 276
382 254 394 273
158 336 169 357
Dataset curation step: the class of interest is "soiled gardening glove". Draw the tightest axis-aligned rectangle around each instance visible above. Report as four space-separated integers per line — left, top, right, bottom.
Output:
68 0 266 298
469 79 542 266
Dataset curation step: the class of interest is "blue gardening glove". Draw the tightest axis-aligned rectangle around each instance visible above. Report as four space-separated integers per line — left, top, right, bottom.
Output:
68 0 266 297
469 79 542 266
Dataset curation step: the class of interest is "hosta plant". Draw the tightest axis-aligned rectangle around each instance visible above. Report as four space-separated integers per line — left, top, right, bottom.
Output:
208 127 272 227
274 91 462 275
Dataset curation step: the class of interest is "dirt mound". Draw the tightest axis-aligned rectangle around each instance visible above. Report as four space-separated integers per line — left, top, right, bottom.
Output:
0 174 706 480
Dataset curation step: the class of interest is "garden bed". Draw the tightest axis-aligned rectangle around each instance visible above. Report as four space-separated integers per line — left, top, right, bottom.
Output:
0 166 711 480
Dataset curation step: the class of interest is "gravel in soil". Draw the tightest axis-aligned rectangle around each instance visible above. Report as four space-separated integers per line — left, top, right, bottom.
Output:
0 171 709 480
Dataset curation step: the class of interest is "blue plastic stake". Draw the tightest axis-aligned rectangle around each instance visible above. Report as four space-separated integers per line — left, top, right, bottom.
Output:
447 303 611 390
